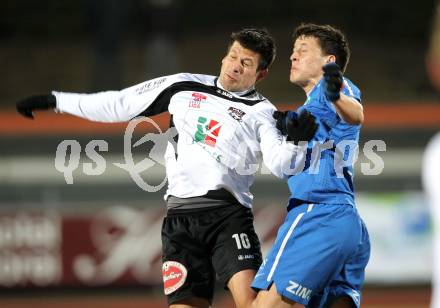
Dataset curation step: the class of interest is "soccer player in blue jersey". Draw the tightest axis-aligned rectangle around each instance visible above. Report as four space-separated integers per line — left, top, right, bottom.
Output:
251 23 371 308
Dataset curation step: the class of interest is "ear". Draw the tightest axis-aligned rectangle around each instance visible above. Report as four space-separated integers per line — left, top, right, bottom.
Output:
256 69 268 82
325 55 336 64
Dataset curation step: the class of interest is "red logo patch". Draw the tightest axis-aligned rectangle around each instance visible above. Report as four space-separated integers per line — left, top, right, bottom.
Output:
189 92 207 109
192 92 207 101
162 261 187 295
204 119 221 147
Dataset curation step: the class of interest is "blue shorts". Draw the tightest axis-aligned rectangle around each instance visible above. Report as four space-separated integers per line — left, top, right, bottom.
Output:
252 202 370 307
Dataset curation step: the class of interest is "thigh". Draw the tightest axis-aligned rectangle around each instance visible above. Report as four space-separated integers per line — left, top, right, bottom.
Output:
162 215 215 305
227 269 258 308
211 206 263 287
313 219 371 308
252 203 362 307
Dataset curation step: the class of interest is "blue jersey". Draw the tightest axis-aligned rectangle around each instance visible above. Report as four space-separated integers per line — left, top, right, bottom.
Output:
287 77 362 207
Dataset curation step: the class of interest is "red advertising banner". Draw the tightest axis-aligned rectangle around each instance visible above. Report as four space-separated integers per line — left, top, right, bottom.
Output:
0 205 283 289
0 211 62 287
0 207 165 288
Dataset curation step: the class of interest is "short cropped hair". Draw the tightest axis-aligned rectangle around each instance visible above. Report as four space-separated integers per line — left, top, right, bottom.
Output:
292 23 350 72
229 28 276 71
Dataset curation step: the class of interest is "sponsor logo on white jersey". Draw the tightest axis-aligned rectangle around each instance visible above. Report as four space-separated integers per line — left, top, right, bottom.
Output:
194 116 222 147
135 77 166 95
216 89 233 98
189 92 207 109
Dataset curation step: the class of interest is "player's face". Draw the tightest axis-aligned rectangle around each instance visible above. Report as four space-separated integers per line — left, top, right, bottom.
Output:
290 35 330 92
219 41 266 92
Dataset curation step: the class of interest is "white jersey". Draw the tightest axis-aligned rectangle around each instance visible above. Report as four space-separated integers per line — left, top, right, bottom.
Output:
423 132 440 308
53 73 302 208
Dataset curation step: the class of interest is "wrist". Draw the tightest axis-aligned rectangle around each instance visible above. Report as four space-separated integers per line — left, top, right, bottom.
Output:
47 94 56 109
326 90 340 102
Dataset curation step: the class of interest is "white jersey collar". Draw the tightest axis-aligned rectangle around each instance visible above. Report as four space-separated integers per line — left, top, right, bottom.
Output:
216 78 256 97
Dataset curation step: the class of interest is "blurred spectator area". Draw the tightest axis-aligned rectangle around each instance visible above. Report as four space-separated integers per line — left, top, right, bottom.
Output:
0 0 438 104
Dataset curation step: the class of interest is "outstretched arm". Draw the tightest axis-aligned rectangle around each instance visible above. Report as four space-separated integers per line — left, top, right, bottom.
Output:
16 74 178 122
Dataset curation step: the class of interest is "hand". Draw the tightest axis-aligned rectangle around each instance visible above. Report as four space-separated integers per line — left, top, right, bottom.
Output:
273 109 318 144
323 62 343 102
273 110 290 135
16 95 57 119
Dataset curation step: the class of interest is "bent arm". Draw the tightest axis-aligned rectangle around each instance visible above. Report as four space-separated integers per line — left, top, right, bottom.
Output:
333 93 364 125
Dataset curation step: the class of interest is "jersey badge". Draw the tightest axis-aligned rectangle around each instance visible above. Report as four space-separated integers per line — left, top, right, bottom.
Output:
228 106 246 122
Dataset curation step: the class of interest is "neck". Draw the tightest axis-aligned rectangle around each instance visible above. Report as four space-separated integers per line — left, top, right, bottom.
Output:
217 79 254 96
303 75 322 96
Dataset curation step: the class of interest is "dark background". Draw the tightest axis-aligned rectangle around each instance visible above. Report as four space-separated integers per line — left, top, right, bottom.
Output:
1 0 439 106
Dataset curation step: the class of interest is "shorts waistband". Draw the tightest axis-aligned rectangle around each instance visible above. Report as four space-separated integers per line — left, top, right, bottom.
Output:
167 188 238 211
166 202 241 216
287 198 314 212
287 199 354 212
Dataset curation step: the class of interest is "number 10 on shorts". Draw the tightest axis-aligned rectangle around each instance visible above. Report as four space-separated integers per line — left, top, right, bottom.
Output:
232 233 251 249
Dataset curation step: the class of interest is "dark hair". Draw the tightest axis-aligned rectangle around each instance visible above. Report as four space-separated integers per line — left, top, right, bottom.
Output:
229 28 276 71
292 23 350 72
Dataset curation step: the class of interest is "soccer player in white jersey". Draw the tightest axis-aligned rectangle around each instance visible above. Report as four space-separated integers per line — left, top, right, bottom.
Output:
426 3 440 306
424 133 440 308
16 28 317 308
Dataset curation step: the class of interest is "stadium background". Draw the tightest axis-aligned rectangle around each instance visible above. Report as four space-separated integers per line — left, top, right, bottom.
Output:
0 0 439 307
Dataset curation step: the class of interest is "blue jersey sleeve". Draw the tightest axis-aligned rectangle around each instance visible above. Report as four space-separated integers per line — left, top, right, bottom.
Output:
341 78 361 102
